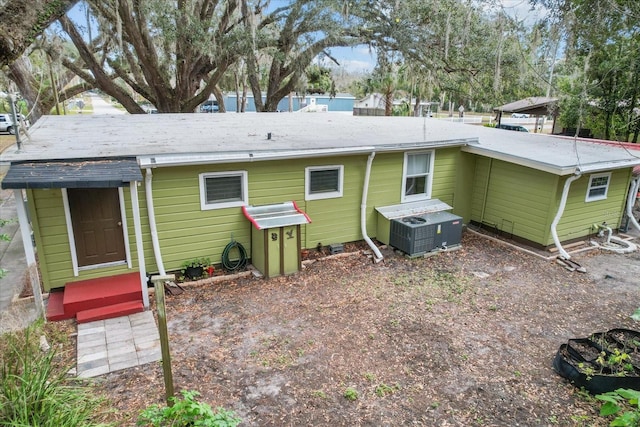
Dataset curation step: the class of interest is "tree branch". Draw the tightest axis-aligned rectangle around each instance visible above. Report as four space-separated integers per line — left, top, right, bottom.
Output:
0 0 78 66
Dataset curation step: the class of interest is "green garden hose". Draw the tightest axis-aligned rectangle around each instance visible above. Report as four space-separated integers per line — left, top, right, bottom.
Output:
221 240 248 271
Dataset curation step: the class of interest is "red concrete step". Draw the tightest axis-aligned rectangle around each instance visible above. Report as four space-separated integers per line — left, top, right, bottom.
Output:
46 291 74 321
76 300 145 324
63 272 142 315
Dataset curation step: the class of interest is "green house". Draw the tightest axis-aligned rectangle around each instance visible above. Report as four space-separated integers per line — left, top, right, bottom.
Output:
1 113 638 320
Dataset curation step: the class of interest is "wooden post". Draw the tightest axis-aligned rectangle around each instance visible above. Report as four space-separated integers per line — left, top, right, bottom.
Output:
151 274 175 406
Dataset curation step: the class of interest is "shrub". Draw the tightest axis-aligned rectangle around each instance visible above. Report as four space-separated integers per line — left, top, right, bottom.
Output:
0 323 104 426
137 390 241 426
596 388 640 426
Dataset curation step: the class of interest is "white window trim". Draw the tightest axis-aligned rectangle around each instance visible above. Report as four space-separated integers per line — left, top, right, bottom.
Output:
401 150 435 203
199 171 248 210
585 172 611 202
305 165 344 201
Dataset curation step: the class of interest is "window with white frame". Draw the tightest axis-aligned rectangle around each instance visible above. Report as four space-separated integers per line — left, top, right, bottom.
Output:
402 151 434 202
305 165 344 200
199 171 248 210
585 172 611 202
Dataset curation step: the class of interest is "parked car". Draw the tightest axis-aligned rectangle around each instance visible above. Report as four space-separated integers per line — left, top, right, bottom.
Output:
496 124 529 132
511 113 530 118
200 100 219 113
0 113 31 134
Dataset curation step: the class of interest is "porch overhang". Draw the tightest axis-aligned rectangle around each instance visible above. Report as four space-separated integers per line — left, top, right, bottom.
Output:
1 158 142 189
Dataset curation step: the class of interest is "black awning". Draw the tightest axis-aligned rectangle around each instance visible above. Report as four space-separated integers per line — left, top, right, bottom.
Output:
1 159 143 189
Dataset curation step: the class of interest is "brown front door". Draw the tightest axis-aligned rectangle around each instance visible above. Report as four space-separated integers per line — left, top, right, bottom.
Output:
68 188 126 267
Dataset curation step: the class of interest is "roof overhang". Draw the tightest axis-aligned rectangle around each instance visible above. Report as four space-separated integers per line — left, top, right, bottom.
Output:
462 145 640 176
138 139 477 168
1 158 142 189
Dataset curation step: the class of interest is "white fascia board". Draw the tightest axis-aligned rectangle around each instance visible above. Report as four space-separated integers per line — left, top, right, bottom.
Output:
575 160 640 174
462 145 572 175
463 145 640 176
138 139 477 168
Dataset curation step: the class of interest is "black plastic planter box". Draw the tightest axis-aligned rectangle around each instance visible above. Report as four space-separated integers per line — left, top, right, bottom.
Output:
553 329 640 394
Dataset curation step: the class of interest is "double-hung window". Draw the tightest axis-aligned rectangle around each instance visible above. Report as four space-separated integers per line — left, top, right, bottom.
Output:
402 151 434 202
585 172 611 202
199 171 248 210
305 165 344 200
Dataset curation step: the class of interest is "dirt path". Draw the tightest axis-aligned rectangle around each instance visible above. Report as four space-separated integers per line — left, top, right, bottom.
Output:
78 233 640 425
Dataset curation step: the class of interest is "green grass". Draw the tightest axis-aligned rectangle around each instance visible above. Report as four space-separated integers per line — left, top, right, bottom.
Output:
0 322 106 426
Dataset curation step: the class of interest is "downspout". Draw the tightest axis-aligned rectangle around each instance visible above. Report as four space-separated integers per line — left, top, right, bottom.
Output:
626 176 640 233
145 168 166 275
550 173 582 259
362 152 383 262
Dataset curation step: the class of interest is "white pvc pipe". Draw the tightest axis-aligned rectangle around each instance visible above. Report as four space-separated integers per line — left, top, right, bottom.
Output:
145 168 166 276
626 177 640 233
551 174 582 259
13 189 44 317
361 152 383 262
130 181 149 309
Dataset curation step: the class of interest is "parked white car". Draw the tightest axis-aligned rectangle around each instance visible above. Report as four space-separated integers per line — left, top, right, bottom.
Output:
0 114 30 134
0 114 16 134
511 113 530 118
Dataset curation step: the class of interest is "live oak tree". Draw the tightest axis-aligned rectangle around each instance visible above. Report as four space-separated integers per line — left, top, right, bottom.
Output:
0 0 77 67
53 0 254 113
241 0 367 112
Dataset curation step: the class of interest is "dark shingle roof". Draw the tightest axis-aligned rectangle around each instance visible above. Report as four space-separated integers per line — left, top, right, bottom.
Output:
1 158 142 189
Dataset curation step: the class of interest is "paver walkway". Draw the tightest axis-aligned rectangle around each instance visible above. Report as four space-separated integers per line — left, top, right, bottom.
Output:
77 311 161 378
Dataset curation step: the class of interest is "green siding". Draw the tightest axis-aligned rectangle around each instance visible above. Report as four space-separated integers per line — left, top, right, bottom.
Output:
368 148 464 243
470 156 490 221
431 147 459 207
470 159 558 245
300 156 365 247
553 168 632 246
470 157 634 247
29 147 467 289
453 151 478 222
148 150 462 269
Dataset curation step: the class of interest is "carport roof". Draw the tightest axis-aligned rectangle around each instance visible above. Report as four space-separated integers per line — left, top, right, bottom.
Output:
493 97 558 116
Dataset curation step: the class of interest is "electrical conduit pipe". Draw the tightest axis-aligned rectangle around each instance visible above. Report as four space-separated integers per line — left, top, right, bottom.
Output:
145 168 167 276
626 177 640 233
361 152 383 262
551 173 582 259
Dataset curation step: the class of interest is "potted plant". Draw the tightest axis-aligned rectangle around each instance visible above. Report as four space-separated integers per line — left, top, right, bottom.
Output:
181 257 211 280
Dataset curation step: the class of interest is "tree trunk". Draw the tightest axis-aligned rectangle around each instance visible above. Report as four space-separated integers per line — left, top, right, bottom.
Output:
384 90 393 116
6 58 47 121
0 0 77 66
212 86 225 113
59 15 145 114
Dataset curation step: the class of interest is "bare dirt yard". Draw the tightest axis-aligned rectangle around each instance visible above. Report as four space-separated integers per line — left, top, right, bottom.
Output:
61 232 640 426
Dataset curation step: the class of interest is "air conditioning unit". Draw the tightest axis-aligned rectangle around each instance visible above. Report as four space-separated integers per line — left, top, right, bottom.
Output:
389 211 463 256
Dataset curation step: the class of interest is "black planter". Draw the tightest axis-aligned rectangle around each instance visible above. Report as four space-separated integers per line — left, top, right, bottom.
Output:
184 266 204 280
553 329 640 394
